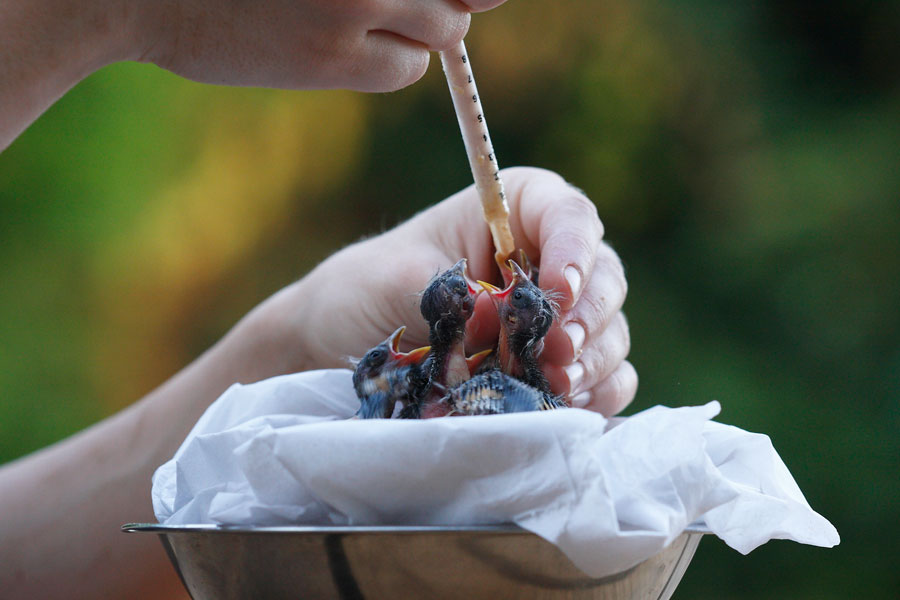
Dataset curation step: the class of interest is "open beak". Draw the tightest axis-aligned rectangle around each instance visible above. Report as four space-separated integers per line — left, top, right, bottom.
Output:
466 348 493 375
451 257 481 297
501 250 537 285
397 344 432 366
387 326 431 365
387 326 407 357
477 279 508 307
478 258 529 305
508 259 530 283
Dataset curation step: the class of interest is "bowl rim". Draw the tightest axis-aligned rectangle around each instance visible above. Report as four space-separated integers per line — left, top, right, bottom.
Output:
122 522 711 535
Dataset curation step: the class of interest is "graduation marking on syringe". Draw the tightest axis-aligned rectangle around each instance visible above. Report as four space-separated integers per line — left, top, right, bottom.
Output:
440 41 516 267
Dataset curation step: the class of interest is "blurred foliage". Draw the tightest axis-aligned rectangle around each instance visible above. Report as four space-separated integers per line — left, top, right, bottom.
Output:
1 0 897 597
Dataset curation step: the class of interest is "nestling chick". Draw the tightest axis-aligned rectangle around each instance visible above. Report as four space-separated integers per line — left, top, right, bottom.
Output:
479 260 558 395
419 258 481 389
352 326 431 419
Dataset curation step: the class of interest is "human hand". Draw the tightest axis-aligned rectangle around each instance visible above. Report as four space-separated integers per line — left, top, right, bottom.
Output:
133 0 507 92
250 167 635 416
0 0 507 151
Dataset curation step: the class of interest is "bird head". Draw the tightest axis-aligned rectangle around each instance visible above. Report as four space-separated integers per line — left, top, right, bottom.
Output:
352 326 431 392
479 260 557 354
420 258 480 339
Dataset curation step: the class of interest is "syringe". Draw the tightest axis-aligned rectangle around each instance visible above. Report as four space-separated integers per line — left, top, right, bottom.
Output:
439 40 516 271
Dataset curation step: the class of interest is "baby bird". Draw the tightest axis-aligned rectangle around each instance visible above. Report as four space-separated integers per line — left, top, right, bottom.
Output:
480 260 557 394
419 258 481 390
396 259 482 420
352 326 431 419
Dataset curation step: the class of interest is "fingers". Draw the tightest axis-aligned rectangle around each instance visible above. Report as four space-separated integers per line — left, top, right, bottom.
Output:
564 242 628 351
541 242 627 363
340 31 429 92
497 167 632 417
503 167 604 311
567 311 631 392
361 0 509 90
542 314 635 416
376 1 471 51
142 0 511 92
555 250 633 416
541 259 634 414
572 361 638 417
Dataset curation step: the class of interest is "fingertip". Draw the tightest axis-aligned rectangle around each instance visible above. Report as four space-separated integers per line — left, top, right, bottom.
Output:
539 233 596 311
563 265 583 304
563 320 586 357
391 47 431 90
586 360 638 417
355 32 430 92
571 391 592 408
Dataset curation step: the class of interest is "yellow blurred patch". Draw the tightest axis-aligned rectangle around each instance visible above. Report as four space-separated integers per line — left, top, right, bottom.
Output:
92 89 368 405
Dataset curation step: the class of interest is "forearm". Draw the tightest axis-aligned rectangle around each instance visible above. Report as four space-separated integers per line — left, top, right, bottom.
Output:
0 0 139 150
0 311 290 599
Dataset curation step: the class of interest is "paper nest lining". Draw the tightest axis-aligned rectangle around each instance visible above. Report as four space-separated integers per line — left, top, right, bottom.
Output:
151 369 839 578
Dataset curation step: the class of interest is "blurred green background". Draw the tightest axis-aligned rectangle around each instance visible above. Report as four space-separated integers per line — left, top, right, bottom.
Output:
1 1 897 597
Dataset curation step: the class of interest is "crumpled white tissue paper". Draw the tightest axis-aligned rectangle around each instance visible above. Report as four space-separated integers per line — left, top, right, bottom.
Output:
152 369 839 578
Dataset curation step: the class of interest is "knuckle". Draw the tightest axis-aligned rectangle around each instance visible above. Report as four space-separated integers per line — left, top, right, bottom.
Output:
580 286 611 332
598 245 628 300
547 228 595 267
555 192 603 244
567 192 600 221
589 341 609 381
557 187 602 234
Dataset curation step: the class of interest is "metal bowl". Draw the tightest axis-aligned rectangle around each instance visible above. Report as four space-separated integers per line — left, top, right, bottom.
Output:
123 523 706 599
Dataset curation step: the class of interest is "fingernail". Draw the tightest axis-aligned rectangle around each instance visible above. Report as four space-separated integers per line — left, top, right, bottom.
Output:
564 265 582 301
564 321 585 357
564 361 584 395
571 391 591 408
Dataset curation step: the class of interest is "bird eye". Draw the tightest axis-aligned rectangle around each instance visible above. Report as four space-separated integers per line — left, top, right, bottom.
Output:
368 349 385 362
511 289 529 307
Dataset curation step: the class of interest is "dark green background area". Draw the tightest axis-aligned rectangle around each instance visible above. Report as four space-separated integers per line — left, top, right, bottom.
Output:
1 1 897 597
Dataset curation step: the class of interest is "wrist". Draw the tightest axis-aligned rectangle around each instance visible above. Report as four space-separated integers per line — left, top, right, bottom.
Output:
221 278 319 380
0 0 143 148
